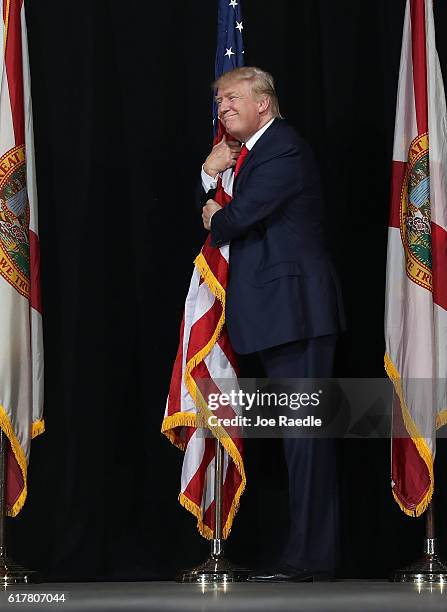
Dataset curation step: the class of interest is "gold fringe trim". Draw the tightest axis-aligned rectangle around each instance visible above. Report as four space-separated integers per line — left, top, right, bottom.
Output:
161 412 197 450
436 409 447 430
392 485 433 518
3 0 11 57
182 252 227 380
384 353 434 517
184 310 225 387
182 370 246 539
179 492 213 540
184 310 226 389
163 250 246 539
31 419 45 439
222 467 245 540
163 409 246 540
0 404 29 517
194 252 225 303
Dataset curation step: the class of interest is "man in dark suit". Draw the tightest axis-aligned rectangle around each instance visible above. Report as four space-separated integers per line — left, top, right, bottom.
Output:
201 67 344 581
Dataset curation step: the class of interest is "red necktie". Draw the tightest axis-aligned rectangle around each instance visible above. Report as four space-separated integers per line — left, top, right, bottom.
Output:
233 144 249 177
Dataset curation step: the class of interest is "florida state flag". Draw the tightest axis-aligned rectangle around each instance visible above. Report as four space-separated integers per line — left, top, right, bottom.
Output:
0 0 44 515
385 0 447 516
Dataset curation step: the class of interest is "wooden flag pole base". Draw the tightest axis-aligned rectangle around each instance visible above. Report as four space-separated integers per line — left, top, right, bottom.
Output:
393 502 447 583
0 430 33 586
178 438 250 583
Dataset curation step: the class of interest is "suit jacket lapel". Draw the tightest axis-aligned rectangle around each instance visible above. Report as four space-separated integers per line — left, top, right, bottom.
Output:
233 118 282 186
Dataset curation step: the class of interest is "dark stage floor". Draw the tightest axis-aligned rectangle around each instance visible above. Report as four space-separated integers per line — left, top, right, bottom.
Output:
1 581 447 612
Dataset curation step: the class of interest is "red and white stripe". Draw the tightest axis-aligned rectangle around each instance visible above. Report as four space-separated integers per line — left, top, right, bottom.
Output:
0 0 44 516
385 0 447 516
162 158 245 539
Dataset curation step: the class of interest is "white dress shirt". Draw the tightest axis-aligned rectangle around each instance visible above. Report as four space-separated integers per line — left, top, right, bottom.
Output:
201 117 275 192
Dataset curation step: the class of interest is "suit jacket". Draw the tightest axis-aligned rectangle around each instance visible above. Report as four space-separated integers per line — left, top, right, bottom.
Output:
207 118 345 355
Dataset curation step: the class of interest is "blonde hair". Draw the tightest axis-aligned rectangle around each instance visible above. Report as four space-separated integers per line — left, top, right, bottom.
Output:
213 66 282 118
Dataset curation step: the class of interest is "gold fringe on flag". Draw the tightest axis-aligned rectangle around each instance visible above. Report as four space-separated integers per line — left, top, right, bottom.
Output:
385 353 434 517
162 250 246 539
0 404 45 517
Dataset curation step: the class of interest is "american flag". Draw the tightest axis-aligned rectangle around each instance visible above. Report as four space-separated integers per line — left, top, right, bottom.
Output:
213 0 244 132
162 0 246 539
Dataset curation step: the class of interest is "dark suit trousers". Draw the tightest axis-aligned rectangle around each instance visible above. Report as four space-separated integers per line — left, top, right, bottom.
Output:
258 335 339 571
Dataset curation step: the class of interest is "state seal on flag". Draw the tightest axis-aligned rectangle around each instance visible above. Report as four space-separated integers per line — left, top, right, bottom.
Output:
0 145 30 299
400 133 432 292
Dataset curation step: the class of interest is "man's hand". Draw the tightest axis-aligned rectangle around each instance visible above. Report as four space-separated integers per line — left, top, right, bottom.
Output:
202 199 222 230
203 136 242 177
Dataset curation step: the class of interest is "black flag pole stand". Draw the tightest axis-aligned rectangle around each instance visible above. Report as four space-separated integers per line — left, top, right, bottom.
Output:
393 501 447 583
0 429 33 585
179 438 250 583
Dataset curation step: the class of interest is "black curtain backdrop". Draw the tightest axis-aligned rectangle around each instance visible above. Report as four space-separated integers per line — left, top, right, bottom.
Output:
8 0 447 580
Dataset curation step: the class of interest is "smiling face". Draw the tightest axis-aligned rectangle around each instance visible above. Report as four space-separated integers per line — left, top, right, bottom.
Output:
215 79 271 142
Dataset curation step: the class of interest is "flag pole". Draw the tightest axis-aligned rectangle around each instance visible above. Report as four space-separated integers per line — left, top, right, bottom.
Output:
0 430 33 585
393 501 447 583
179 438 250 583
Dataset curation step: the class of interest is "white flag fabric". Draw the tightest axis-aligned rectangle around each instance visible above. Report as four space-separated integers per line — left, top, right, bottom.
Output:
161 0 246 539
162 165 246 539
0 0 44 515
385 0 447 516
